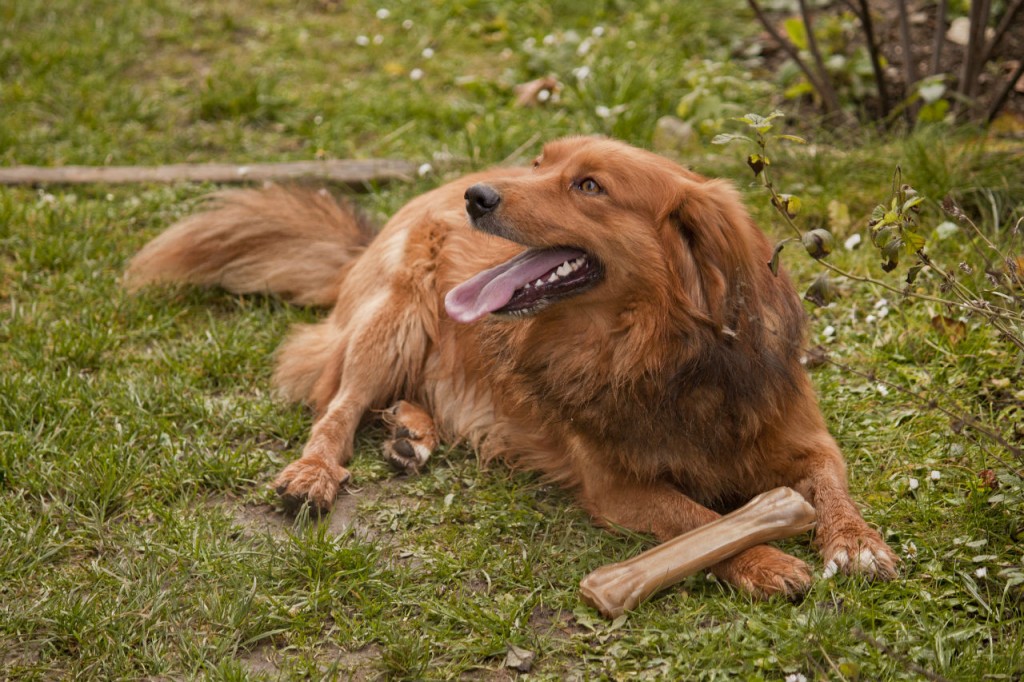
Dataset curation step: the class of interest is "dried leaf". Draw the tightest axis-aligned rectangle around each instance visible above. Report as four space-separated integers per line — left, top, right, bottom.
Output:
930 315 967 344
504 645 535 673
804 273 836 307
827 199 851 232
801 228 834 259
747 153 766 176
768 239 788 276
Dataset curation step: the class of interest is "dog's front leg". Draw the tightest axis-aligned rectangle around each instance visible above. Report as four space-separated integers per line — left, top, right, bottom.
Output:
788 442 899 580
274 385 369 515
577 462 812 599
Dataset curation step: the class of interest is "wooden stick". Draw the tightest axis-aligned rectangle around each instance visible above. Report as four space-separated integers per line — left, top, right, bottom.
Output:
579 487 816 618
0 159 418 188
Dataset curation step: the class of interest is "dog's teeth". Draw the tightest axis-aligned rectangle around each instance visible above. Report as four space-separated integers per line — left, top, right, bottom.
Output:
523 282 532 289
534 278 544 287
548 272 559 283
556 263 572 277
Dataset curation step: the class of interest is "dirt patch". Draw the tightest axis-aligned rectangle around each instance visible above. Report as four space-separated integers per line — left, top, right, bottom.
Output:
238 642 384 680
211 476 411 542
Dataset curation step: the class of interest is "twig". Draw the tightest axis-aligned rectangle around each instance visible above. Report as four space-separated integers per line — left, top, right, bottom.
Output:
929 0 948 77
957 0 993 107
852 629 953 682
851 0 893 119
798 0 843 115
986 58 1024 124
979 0 1024 66
746 0 839 117
896 0 920 122
0 159 419 188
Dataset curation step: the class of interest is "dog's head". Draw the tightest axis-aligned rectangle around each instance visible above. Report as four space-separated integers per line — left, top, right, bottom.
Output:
445 136 801 345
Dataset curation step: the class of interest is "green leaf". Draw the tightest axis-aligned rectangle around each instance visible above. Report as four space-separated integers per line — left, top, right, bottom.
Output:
903 230 926 252
906 264 924 284
784 80 815 100
783 17 809 50
902 195 924 213
711 132 751 145
774 134 807 144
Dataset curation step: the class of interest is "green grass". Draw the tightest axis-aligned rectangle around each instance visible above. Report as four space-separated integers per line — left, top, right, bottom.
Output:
2 0 1024 679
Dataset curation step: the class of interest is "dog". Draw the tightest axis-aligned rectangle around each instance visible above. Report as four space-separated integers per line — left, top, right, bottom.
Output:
126 136 898 597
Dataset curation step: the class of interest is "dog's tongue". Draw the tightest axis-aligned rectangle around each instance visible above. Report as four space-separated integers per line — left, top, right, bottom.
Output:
445 247 582 323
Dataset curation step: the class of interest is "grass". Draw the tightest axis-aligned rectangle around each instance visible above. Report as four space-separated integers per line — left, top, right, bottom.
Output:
2 0 1023 679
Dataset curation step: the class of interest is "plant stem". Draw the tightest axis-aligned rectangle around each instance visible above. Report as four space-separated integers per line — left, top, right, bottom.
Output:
929 0 948 77
797 0 843 115
745 0 839 117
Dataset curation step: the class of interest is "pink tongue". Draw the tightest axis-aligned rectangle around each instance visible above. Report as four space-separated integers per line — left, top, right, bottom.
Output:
445 247 583 323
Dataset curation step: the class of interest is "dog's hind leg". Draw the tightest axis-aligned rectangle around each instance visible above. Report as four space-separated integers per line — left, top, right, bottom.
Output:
380 400 437 474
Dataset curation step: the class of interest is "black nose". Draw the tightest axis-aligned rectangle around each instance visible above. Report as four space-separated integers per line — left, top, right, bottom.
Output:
465 183 501 220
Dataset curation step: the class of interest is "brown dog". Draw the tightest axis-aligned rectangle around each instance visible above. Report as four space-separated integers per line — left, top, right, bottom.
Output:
126 137 897 597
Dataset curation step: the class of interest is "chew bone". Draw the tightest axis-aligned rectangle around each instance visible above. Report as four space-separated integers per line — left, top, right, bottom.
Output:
579 487 816 618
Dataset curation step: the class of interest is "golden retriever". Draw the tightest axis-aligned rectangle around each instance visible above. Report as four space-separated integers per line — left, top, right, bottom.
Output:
126 136 897 597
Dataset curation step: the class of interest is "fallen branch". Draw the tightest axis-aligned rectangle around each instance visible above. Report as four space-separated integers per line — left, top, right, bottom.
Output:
0 159 419 188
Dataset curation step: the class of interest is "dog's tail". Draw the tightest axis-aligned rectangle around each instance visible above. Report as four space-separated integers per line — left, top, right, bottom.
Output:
124 185 373 307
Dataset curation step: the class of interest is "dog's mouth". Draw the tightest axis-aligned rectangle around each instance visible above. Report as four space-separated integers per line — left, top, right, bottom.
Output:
445 246 603 323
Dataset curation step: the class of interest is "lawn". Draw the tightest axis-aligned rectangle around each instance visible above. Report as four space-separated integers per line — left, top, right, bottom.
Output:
1 0 1023 679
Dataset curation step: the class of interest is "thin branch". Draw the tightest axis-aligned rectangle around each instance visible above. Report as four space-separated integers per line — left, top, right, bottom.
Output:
986 58 1024 123
929 0 948 77
745 0 839 116
852 630 954 682
852 0 893 119
979 0 1024 66
0 159 419 188
958 0 993 104
896 0 921 111
798 0 843 114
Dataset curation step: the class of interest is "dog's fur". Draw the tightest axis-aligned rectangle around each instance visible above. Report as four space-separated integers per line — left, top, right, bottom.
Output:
126 137 897 597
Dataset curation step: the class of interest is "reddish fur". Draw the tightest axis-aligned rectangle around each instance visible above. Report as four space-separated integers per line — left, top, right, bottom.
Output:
127 137 898 597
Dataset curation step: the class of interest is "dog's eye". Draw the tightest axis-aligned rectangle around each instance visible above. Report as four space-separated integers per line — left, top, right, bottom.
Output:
575 177 603 195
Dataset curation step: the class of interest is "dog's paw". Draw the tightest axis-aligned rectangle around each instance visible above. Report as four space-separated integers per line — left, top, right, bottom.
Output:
380 400 436 474
820 529 899 580
383 437 431 473
273 458 350 516
714 545 813 600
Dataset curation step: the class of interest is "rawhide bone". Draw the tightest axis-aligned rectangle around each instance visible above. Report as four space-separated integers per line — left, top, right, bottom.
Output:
579 486 816 618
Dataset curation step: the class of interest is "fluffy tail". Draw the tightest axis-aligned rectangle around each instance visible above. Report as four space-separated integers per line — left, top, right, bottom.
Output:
124 185 373 306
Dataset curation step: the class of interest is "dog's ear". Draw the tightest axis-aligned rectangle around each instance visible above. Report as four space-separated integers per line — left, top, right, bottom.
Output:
667 176 802 340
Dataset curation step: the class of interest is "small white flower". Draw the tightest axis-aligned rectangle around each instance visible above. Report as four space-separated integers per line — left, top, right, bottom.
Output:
595 105 611 118
372 34 384 45
873 298 889 310
402 19 413 29
522 37 536 50
822 325 836 339
930 470 941 481
421 47 434 59
877 306 890 319
844 233 862 250
908 477 919 491
537 88 551 102
417 163 433 177
376 8 390 19
785 674 808 682
105 193 114 201
592 26 606 37
313 115 323 125
543 33 556 46
355 35 370 46
572 65 591 81
577 38 593 56
936 221 959 240
409 68 424 81
975 566 987 578
866 314 878 324
876 383 889 396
